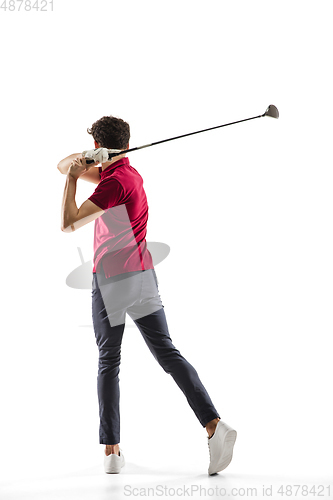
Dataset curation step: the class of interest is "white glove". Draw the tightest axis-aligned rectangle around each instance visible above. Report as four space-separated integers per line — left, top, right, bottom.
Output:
82 147 109 164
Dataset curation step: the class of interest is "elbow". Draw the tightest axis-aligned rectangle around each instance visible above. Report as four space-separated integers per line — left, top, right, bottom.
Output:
57 160 67 174
61 224 74 233
57 163 64 173
60 219 68 232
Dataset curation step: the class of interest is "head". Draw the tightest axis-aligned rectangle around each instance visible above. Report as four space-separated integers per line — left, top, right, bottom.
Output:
87 116 130 166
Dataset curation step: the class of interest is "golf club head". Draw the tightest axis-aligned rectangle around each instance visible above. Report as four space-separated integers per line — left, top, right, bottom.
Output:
264 104 279 119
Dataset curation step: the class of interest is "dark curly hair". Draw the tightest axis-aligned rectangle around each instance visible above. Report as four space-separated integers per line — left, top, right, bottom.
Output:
87 116 130 149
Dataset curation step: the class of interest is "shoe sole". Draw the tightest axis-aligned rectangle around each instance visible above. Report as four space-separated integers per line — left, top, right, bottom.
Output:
105 466 122 474
209 428 237 475
104 454 125 474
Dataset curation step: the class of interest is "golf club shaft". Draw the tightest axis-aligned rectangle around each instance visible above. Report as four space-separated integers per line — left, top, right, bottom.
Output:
85 110 266 164
108 113 264 159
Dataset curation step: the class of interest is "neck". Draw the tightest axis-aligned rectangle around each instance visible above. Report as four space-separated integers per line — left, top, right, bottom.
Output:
101 153 127 171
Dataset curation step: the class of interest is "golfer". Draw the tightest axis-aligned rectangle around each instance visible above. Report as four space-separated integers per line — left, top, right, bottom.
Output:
58 115 237 475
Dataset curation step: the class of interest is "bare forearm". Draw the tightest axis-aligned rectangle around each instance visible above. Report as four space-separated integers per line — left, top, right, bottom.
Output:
57 153 82 174
61 174 79 231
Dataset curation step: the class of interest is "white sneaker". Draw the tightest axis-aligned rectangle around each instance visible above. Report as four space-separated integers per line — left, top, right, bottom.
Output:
208 420 237 475
104 448 125 474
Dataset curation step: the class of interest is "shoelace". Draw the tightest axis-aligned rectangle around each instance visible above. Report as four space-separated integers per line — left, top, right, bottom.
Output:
207 437 212 462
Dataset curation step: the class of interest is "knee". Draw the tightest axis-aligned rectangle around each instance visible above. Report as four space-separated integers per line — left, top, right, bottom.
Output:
98 349 121 371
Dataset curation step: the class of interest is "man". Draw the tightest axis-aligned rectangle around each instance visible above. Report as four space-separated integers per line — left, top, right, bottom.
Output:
58 115 237 475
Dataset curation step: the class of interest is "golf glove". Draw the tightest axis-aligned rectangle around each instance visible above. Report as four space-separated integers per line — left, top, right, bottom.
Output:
82 147 123 164
82 147 109 164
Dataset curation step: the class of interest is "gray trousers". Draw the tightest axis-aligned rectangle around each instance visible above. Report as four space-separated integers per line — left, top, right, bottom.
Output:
92 267 220 445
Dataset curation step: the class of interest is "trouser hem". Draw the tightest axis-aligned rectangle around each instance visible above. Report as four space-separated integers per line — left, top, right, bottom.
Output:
201 412 221 428
100 438 120 445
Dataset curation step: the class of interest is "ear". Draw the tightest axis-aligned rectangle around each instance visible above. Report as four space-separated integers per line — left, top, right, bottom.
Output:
94 140 100 149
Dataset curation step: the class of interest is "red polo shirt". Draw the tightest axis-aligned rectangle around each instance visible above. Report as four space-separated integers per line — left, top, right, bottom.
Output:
88 157 154 278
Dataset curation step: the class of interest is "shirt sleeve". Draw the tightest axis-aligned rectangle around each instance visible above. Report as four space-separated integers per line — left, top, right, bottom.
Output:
88 178 124 210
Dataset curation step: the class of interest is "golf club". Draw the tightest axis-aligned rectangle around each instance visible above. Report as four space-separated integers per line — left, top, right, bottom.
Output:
85 104 279 164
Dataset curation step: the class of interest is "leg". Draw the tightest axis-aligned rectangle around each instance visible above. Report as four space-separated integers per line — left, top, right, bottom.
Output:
105 444 120 456
206 417 221 438
92 274 126 448
133 307 221 428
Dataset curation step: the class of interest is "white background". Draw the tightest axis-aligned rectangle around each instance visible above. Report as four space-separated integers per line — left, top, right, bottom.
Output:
0 0 332 496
